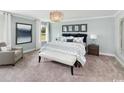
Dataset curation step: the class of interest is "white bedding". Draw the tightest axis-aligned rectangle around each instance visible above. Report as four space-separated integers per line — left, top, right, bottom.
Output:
40 41 86 65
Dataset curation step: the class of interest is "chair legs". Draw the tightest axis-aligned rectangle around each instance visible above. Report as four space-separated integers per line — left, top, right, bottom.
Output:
39 56 74 75
71 66 73 75
74 61 81 68
39 56 41 63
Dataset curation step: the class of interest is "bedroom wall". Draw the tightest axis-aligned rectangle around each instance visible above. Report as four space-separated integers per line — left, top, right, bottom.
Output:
50 17 115 55
11 16 36 52
0 14 5 42
115 11 124 64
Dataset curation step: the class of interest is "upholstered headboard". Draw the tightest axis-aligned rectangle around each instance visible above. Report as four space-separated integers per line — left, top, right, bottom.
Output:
62 33 88 43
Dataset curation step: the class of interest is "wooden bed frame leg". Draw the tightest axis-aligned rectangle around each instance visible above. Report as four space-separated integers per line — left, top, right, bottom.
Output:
74 62 77 67
39 56 41 63
71 66 73 75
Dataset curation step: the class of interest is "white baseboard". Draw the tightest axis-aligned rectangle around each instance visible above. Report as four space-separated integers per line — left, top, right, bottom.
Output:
23 48 36 53
100 52 124 67
115 55 124 67
100 52 115 57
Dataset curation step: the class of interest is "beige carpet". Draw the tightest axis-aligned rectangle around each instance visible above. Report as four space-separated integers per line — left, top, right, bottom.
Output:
0 51 124 82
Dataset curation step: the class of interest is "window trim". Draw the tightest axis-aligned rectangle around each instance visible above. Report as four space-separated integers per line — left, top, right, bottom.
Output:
120 19 124 53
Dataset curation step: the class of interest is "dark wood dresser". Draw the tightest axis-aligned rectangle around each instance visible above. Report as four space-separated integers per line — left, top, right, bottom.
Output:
88 44 99 56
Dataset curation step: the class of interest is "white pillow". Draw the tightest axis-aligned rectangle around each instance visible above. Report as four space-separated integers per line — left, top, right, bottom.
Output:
73 37 84 43
59 36 74 42
63 36 74 42
1 46 11 51
66 36 74 39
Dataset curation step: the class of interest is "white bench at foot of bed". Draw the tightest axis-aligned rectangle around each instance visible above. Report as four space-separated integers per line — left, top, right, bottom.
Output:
39 50 76 75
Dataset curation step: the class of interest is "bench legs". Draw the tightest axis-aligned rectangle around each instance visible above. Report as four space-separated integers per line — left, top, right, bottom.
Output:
39 56 74 75
39 56 41 63
74 61 81 68
71 66 73 75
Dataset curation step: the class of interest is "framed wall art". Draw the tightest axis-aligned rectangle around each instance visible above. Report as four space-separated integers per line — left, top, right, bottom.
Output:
68 25 73 32
74 25 79 32
80 24 87 32
16 23 32 45
62 25 68 32
62 24 87 32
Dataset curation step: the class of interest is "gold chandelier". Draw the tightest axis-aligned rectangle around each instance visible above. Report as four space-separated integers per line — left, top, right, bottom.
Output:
50 11 63 22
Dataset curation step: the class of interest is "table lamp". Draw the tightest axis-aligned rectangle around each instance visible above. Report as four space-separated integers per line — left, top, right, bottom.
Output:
90 34 97 45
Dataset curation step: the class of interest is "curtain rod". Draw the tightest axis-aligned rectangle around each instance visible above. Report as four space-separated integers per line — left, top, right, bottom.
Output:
0 10 38 21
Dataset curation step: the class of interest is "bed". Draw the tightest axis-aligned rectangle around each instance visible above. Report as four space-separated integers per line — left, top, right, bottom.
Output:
39 33 87 75
62 33 87 47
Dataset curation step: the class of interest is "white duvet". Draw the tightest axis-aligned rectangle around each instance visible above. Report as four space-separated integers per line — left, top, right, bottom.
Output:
40 41 86 65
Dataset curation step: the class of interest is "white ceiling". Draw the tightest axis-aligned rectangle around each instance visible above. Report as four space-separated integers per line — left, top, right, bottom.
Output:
9 10 118 21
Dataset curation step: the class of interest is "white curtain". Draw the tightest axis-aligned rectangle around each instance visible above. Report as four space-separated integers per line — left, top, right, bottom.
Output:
36 19 41 50
0 12 12 47
3 13 12 47
0 12 5 42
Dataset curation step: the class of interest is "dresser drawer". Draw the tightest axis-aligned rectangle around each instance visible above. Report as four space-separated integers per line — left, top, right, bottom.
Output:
88 45 99 49
88 49 99 55
88 44 99 56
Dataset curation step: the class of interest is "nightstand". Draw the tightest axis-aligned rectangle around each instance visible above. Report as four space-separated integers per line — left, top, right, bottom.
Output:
88 44 99 56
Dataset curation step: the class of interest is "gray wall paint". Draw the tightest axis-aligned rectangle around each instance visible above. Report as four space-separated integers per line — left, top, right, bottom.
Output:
50 17 115 54
0 14 5 42
11 16 36 51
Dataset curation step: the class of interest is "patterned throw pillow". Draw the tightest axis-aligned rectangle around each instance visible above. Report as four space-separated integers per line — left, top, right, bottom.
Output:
73 37 84 43
60 36 74 42
67 39 73 42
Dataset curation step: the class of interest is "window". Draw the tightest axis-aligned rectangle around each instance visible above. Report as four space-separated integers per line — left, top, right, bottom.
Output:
40 22 49 42
41 25 46 41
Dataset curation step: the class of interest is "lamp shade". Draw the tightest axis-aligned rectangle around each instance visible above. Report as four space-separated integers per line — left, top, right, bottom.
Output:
90 34 97 40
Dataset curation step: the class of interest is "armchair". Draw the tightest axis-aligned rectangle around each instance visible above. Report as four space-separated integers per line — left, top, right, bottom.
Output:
0 42 23 66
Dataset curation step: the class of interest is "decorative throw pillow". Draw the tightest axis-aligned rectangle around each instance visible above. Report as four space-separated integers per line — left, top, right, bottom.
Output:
64 36 74 42
1 47 8 51
60 36 74 42
1 46 11 51
66 36 74 39
73 37 84 43
67 39 73 42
